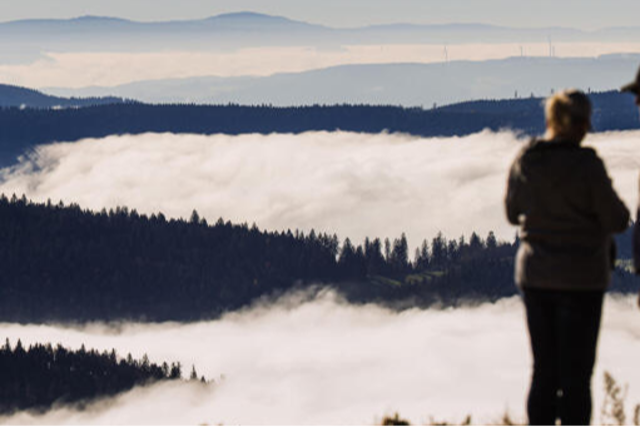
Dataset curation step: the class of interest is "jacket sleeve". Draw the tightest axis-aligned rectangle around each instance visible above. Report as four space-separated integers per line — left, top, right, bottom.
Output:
634 208 640 274
589 155 630 234
505 161 522 226
634 172 640 274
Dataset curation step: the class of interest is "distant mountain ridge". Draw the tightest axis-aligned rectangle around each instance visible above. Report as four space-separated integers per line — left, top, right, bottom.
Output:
0 12 636 35
44 54 640 107
0 11 327 33
0 83 126 108
2 11 640 51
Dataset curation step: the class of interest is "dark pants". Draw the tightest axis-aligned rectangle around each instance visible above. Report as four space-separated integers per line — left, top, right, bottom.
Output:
523 288 604 426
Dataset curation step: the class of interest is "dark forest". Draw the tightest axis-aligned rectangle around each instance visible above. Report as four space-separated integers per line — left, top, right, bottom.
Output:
0 90 638 167
0 339 194 414
1 194 636 323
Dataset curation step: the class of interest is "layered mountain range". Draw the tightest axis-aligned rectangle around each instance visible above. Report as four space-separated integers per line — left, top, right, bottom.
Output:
44 54 640 106
3 12 640 58
0 83 125 108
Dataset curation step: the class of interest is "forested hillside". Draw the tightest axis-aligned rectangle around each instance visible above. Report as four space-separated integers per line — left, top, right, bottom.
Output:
0 90 637 167
0 83 125 108
0 339 188 414
0 194 636 323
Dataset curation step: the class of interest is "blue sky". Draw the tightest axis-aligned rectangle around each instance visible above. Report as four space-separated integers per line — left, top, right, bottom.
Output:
0 0 638 29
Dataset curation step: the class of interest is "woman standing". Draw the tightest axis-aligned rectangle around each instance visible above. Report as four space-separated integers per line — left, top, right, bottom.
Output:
505 89 630 425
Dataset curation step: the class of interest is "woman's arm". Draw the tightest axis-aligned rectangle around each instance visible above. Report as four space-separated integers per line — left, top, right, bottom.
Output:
589 155 630 234
505 161 522 226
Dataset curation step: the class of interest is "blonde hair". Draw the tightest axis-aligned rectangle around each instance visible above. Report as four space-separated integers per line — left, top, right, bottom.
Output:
545 89 592 140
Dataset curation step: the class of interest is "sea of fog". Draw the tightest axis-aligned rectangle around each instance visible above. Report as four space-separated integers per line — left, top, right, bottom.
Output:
3 43 640 88
1 129 640 248
1 129 640 424
1 293 639 425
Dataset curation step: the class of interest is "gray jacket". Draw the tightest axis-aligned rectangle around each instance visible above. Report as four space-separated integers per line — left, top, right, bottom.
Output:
505 138 630 291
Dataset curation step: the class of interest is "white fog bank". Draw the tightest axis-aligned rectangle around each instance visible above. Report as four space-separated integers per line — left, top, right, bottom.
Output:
0 293 639 425
1 130 639 246
3 43 640 88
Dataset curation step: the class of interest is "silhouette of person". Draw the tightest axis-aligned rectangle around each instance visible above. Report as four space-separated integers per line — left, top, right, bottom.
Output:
505 89 629 425
620 68 640 308
621 67 640 107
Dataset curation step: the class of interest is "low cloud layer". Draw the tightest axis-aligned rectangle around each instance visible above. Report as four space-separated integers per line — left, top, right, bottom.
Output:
1 130 639 247
1 43 639 88
1 293 639 425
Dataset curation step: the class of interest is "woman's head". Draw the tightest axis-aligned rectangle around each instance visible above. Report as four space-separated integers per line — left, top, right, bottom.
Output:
544 89 592 143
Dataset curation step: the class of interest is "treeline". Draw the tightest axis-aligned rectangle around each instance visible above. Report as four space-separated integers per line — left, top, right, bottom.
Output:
0 90 638 167
1 194 636 322
0 339 188 414
0 83 126 109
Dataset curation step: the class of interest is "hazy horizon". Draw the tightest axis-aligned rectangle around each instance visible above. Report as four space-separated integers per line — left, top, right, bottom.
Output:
3 10 640 31
3 4 640 92
1 0 640 30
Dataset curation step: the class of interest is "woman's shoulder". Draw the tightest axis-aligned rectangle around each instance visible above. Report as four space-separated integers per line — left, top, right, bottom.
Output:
521 138 598 159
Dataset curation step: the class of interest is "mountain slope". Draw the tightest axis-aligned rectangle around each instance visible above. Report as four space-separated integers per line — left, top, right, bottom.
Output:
0 83 126 108
44 55 640 107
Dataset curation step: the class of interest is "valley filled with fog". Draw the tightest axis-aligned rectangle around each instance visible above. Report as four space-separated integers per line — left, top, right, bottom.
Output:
3 4 640 426
2 129 640 424
1 293 639 425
